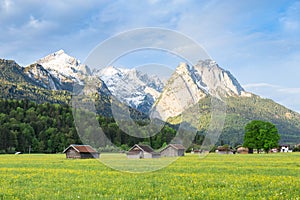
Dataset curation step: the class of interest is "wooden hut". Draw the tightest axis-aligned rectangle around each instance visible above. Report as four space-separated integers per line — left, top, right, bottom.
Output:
160 144 185 157
63 144 100 159
216 146 234 154
127 144 161 159
237 147 249 154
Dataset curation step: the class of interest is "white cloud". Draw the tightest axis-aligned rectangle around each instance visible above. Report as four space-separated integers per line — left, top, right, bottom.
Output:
279 1 300 34
243 83 279 88
25 15 56 31
0 0 299 113
2 0 12 10
278 88 300 94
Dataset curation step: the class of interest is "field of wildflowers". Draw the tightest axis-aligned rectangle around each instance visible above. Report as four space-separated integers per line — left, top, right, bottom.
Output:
0 153 299 199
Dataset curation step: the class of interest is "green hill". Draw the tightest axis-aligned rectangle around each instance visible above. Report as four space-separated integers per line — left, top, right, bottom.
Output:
169 95 300 145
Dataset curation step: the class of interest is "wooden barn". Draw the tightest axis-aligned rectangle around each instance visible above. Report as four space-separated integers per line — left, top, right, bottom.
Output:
216 146 234 154
63 144 100 159
127 144 161 159
160 144 185 157
237 147 249 154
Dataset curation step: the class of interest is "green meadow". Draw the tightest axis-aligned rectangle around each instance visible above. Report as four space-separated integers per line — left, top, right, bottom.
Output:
0 153 300 199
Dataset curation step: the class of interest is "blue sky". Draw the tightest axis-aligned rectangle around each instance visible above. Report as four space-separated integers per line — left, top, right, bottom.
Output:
0 0 299 112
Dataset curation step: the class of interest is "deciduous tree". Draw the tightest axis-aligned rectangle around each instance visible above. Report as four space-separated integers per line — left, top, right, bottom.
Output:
243 120 280 153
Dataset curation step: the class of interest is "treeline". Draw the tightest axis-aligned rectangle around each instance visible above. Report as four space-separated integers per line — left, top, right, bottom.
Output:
0 99 203 153
0 99 80 153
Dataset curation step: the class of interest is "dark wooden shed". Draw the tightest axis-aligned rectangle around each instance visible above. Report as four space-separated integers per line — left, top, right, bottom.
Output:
127 144 161 159
160 144 185 157
63 144 100 159
216 146 234 154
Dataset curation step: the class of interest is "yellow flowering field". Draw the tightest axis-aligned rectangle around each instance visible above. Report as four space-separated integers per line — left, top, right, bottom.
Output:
0 153 300 199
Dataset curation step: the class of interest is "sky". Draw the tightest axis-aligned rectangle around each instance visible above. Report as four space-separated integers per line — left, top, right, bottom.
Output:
0 0 299 112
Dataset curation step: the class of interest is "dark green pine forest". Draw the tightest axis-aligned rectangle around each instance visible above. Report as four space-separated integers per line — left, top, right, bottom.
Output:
0 99 180 153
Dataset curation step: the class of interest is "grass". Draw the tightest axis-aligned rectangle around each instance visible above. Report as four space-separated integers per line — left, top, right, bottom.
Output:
0 153 300 199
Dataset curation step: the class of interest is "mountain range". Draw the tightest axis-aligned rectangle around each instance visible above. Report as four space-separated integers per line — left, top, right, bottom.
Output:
0 50 299 145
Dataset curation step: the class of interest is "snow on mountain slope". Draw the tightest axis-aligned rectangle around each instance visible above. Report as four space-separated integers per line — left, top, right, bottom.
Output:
23 50 112 95
24 50 251 119
23 63 61 90
35 50 92 87
96 66 164 113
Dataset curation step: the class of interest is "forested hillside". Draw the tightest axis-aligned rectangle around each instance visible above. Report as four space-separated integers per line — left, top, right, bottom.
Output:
0 99 79 153
0 99 180 153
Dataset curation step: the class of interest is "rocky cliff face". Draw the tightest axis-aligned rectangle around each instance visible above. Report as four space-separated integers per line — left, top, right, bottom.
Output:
152 60 252 121
0 59 41 86
194 60 250 97
151 63 207 121
23 63 61 90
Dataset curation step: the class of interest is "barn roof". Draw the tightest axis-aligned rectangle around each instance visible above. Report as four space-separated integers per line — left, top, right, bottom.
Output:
237 147 248 152
280 144 290 147
169 144 185 150
128 144 154 153
63 144 98 153
160 144 186 152
217 146 231 151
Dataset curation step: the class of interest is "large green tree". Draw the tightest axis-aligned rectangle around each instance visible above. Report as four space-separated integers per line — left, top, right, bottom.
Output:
243 120 280 153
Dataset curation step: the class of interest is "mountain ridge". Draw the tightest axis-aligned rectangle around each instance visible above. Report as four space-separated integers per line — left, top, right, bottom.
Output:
0 50 299 145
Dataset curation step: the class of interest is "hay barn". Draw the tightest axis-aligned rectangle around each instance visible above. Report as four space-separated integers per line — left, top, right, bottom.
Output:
216 146 234 154
160 144 185 157
63 144 100 159
127 144 161 159
237 147 249 154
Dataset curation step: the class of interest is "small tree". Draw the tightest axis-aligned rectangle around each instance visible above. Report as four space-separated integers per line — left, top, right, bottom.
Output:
243 120 280 153
293 146 300 152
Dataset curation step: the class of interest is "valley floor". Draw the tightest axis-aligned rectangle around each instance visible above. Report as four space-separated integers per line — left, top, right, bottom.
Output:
0 153 299 199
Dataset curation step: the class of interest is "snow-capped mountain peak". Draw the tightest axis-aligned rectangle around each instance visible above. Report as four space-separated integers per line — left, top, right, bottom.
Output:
37 49 80 69
96 66 164 113
33 50 92 88
100 66 122 77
